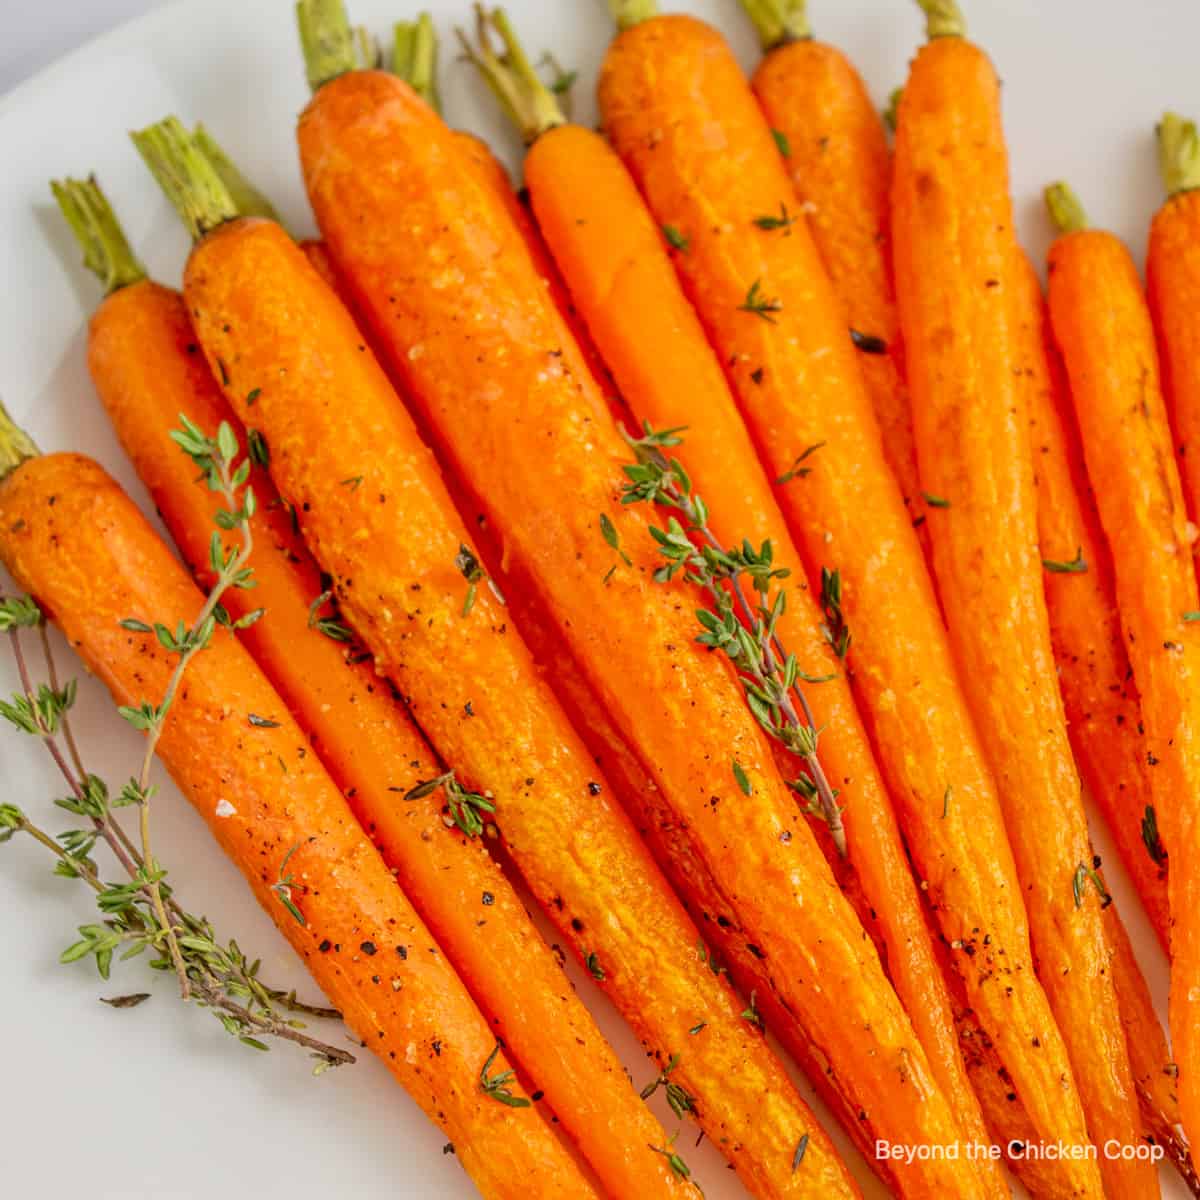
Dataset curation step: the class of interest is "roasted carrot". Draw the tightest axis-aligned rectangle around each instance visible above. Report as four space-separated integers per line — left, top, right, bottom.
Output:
738 0 931 566
892 9 1153 1194
463 11 999 1189
136 114 860 1200
1016 253 1170 948
599 5 1098 1193
294 11 997 1195
1015 250 1194 1185
54 175 681 1200
1046 180 1200 1158
0 427 593 1200
1149 113 1200 536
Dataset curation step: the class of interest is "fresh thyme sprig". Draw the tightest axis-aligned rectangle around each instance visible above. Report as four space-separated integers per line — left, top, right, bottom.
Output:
620 422 847 856
0 418 352 1073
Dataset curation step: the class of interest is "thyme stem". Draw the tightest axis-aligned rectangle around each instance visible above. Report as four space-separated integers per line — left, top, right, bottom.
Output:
621 425 847 855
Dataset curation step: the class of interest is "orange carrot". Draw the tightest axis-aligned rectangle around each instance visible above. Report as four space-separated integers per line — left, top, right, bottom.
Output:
1016 253 1170 950
892 9 1152 1190
1014 250 1184 1181
1046 179 1200 1159
1149 112 1200 535
295 21 993 1198
599 5 1097 1194
738 0 931 565
137 111 861 1200
462 12 998 1189
0 433 594 1200
54 174 682 1200
892 10 1151 1194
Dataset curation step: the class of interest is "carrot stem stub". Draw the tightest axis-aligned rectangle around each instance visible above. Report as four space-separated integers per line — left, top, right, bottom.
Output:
393 13 439 110
51 177 147 294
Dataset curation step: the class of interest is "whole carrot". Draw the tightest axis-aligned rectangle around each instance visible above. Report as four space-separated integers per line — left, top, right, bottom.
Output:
1015 253 1169 949
462 10 999 1188
136 113 861 1200
1149 113 1200 533
737 0 930 565
0 426 593 1200
598 3 1096 1192
1046 180 1200 1159
892 9 1152 1195
295 10 996 1198
54 174 682 1200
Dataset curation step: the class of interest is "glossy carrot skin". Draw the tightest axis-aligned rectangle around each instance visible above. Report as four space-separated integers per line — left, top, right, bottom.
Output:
298 68 993 1200
85 277 679 1200
893 36 1150 1198
523 120 998 1191
1016 258 1183 1167
1048 225 1200 1155
1016 257 1170 949
0 453 593 1200
183 214 859 1200
599 15 1090 1195
1149 188 1200 531
750 38 931 565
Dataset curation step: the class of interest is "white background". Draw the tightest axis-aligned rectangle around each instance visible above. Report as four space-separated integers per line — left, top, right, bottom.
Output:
0 1 1192 1197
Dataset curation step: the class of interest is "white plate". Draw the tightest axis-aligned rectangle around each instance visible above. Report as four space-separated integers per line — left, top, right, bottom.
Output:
0 1 1190 1196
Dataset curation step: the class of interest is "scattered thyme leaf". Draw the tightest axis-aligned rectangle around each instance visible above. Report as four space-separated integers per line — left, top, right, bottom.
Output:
1043 547 1087 574
662 224 689 252
738 279 783 324
776 442 826 485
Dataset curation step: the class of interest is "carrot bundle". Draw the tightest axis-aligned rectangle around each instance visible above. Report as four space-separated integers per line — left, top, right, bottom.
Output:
55 173 682 1200
892 10 1152 1195
597 5 1098 1194
1046 180 1200 1158
0 430 593 1200
293 9 1001 1196
135 112 860 1198
461 9 998 1188
737 0 931 565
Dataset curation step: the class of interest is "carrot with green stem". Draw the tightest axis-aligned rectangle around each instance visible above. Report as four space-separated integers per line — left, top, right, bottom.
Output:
53 172 684 1200
1046 178 1200 1159
135 112 861 1200
891 4 1151 1193
461 10 1000 1189
599 4 1099 1194
1149 112 1200 535
0 412 594 1200
736 0 931 565
293 5 1002 1196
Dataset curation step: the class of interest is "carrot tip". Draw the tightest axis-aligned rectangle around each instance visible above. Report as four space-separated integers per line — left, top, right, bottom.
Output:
296 0 358 92
1044 182 1089 236
916 0 966 40
392 13 440 112
737 0 812 51
192 124 284 227
1157 112 1200 199
49 175 146 295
